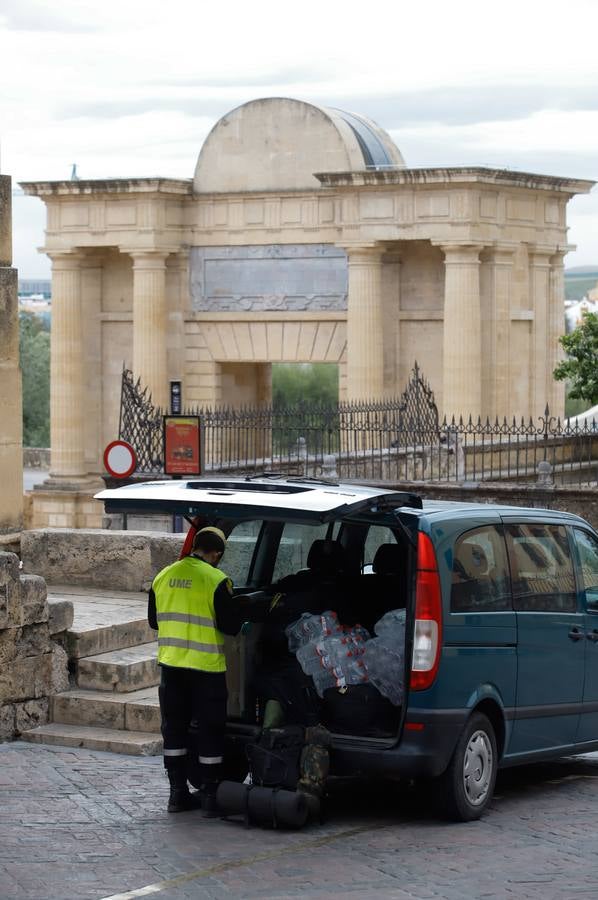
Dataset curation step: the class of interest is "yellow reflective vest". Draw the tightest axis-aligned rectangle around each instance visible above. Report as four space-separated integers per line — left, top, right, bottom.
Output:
152 555 229 672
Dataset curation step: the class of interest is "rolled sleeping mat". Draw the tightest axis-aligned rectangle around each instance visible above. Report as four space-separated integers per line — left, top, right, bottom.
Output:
216 781 309 829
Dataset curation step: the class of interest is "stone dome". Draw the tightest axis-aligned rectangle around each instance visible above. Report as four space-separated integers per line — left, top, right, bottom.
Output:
193 97 405 194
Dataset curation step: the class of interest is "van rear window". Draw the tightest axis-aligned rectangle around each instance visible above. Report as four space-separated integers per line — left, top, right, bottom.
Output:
451 526 511 613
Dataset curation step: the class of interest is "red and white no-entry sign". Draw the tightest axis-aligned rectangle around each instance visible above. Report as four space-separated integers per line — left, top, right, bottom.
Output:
103 440 137 478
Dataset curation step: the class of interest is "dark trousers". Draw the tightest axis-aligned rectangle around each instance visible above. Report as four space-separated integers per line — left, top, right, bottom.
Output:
159 665 228 785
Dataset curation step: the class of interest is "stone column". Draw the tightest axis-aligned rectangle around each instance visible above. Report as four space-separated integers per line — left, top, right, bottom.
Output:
344 245 385 400
480 245 515 419
130 251 169 410
529 247 553 417
548 250 567 417
439 243 483 419
48 252 87 479
0 175 22 538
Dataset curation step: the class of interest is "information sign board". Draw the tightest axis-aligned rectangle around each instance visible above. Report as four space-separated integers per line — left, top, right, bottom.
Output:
163 416 202 476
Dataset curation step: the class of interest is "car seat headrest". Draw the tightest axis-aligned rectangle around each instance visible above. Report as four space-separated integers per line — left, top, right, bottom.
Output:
306 539 347 575
372 543 403 576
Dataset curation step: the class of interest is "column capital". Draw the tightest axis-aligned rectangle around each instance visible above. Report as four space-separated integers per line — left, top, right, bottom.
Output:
47 250 86 269
340 242 385 261
433 242 485 264
480 242 517 265
124 249 171 268
527 244 559 265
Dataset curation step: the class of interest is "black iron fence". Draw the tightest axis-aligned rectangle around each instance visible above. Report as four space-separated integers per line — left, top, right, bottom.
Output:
119 368 598 486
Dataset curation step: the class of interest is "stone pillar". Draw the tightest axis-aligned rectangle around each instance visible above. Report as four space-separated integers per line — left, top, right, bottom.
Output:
0 175 22 539
48 252 86 479
439 243 483 419
480 245 515 419
529 247 553 417
344 245 384 400
548 250 566 417
131 251 169 410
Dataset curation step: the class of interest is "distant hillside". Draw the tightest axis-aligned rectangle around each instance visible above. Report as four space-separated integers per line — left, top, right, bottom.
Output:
565 268 598 301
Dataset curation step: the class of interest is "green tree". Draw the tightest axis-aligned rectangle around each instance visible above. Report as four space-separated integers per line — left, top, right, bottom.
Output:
272 363 338 408
554 311 598 407
19 312 50 447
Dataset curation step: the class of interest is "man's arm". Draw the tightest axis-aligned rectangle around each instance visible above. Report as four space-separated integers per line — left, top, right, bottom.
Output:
148 587 158 630
213 578 244 636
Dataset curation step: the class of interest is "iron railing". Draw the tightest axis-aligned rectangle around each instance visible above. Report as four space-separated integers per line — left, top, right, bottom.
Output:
118 368 598 486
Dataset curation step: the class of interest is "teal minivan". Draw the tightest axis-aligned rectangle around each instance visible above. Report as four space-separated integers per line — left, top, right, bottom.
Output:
97 477 598 821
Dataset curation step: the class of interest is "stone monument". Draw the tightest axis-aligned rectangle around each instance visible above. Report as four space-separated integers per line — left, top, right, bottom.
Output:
20 97 595 528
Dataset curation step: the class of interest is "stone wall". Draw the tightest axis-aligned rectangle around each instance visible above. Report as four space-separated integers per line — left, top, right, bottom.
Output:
0 552 72 741
21 529 184 592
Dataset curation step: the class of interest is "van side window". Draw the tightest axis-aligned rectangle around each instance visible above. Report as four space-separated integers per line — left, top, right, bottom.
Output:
573 528 598 611
271 522 332 582
505 524 576 612
363 525 397 571
220 520 263 587
451 526 511 612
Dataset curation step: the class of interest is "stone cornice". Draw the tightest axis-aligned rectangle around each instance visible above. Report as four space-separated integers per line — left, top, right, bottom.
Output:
19 178 193 197
314 167 595 195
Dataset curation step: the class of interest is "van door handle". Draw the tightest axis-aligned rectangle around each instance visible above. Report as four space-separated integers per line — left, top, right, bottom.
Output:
587 630 598 643
568 627 584 641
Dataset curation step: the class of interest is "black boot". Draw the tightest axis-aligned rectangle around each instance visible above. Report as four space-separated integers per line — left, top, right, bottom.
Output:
201 780 219 818
166 764 202 814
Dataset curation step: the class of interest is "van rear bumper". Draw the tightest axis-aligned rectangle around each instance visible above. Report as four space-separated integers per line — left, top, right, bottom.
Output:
332 710 468 779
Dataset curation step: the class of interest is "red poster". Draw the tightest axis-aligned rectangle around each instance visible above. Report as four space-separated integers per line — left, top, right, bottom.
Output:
163 416 202 475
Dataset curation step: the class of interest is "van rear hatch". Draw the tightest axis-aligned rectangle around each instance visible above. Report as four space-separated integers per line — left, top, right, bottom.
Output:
95 478 422 523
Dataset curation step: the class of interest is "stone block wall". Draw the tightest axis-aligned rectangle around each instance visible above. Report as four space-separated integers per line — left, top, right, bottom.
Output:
21 529 184 592
0 552 72 741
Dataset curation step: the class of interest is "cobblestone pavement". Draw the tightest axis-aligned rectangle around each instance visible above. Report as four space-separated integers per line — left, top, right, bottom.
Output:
2 742 598 900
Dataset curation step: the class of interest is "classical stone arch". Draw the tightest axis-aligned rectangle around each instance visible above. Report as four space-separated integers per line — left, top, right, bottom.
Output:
20 96 593 527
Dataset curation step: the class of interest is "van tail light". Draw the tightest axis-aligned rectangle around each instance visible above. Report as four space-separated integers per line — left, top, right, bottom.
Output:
410 532 442 691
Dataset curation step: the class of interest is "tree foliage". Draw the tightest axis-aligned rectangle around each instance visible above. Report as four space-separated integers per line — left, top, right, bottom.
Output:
272 363 338 408
19 312 50 447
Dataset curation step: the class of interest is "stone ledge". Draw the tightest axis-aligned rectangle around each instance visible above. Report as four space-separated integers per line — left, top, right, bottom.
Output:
22 529 183 591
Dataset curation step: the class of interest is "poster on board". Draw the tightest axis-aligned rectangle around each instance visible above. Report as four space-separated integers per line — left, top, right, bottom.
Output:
163 416 202 476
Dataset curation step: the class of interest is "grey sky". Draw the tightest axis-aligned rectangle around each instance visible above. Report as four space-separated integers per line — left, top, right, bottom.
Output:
3 0 597 277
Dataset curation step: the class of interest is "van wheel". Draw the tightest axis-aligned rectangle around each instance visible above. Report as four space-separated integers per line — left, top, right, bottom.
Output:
439 712 497 822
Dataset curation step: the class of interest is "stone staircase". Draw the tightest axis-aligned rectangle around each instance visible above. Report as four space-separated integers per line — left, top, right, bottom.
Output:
21 586 163 756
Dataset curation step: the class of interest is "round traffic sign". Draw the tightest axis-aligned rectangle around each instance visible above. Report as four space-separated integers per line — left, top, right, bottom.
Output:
103 440 137 478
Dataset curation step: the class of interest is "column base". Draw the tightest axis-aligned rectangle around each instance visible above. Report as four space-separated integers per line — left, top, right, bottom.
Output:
28 476 105 530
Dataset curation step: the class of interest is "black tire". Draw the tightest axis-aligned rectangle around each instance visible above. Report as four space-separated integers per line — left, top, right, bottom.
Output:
439 712 497 822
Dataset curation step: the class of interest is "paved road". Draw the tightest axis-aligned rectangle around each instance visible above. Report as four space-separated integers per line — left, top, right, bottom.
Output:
2 742 598 900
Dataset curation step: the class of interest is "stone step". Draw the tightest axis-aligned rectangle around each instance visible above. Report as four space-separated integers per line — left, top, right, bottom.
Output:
76 642 159 693
20 722 162 756
48 586 155 659
52 687 161 733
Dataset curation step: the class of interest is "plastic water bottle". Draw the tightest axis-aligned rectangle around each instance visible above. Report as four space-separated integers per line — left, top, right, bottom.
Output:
343 657 369 685
312 663 346 697
374 609 406 638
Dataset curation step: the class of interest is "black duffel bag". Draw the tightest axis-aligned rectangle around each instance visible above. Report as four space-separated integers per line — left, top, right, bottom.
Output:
322 684 397 736
246 725 305 790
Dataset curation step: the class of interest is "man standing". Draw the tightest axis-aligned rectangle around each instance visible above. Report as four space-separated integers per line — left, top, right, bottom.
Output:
148 526 242 816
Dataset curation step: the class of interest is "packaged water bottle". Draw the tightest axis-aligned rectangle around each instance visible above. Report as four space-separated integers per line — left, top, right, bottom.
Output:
285 613 314 652
296 642 326 675
343 657 369 685
374 608 406 638
312 663 346 698
348 623 371 643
